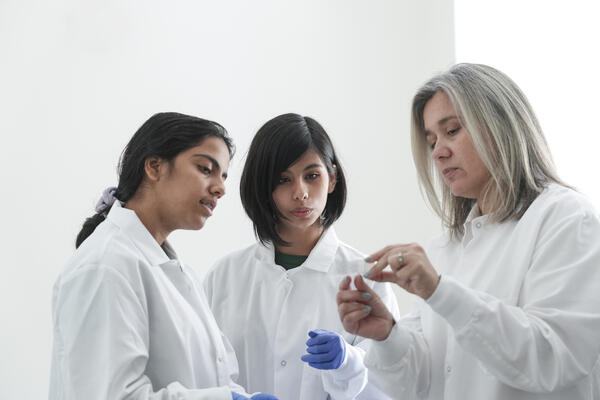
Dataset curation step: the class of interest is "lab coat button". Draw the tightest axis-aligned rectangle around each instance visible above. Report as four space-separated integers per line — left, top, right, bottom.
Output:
280 360 287 367
446 365 452 374
475 222 482 229
218 356 223 363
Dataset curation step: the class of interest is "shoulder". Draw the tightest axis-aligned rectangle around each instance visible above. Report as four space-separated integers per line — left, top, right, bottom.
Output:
329 236 369 274
64 223 136 273
522 183 598 226
336 240 367 262
57 221 148 295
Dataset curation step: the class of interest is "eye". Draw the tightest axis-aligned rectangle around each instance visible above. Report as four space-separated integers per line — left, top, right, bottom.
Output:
306 173 320 180
197 165 212 175
428 140 436 150
278 177 290 184
447 127 460 136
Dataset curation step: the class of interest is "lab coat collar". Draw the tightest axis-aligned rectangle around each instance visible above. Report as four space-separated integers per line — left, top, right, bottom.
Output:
106 202 175 266
257 228 340 273
464 203 490 226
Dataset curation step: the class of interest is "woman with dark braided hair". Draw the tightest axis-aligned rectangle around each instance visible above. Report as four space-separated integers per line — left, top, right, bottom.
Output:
49 112 277 400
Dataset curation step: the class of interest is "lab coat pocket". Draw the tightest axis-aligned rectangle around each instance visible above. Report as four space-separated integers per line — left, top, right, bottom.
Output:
299 363 328 400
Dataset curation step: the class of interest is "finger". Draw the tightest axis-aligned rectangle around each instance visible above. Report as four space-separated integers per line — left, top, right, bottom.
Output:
338 301 370 317
353 275 380 298
365 245 396 263
363 260 389 279
364 248 401 278
306 334 331 346
341 306 372 327
366 270 400 283
338 275 351 291
306 343 330 354
337 289 375 305
301 351 335 363
308 329 328 338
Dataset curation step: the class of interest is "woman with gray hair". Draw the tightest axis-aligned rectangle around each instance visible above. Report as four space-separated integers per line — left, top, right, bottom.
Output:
336 63 600 399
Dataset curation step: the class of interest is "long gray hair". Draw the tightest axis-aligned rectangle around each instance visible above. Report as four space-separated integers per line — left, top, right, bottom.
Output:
411 63 564 237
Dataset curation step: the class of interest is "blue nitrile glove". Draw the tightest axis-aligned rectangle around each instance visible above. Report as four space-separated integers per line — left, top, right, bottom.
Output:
250 394 279 400
232 392 250 400
300 329 346 370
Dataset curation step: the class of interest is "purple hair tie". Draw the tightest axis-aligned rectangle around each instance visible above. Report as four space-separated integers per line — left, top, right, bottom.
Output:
95 186 118 216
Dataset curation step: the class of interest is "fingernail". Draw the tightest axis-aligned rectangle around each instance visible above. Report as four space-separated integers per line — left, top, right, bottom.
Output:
363 271 371 278
364 305 372 313
364 256 371 262
346 276 351 283
361 292 371 300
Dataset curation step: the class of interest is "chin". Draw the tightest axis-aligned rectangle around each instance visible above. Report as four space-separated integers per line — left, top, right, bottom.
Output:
186 218 207 231
450 187 476 200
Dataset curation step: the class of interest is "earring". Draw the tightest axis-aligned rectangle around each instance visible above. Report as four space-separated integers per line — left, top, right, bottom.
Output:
319 210 327 223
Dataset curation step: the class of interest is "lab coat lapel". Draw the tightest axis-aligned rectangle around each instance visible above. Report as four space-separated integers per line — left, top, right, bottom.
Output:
300 228 339 273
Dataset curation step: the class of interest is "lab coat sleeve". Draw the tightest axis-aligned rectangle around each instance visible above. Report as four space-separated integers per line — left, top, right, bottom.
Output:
320 282 409 399
426 208 600 393
354 281 404 400
362 307 432 400
53 264 234 400
219 310 251 396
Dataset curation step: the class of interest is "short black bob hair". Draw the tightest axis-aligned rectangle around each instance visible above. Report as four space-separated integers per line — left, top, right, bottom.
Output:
240 113 347 247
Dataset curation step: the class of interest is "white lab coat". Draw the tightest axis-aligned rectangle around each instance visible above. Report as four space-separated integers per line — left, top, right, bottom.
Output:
204 228 401 400
49 202 249 400
364 184 600 399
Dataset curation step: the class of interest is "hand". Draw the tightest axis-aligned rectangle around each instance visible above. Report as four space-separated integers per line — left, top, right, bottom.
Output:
300 329 346 370
231 392 250 400
364 243 440 300
336 275 395 341
251 394 279 400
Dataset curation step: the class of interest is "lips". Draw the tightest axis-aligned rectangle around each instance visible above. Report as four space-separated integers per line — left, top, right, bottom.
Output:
291 207 312 218
442 168 458 178
199 199 216 216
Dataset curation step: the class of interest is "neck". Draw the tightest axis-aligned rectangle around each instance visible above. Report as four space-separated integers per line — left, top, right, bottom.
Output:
275 223 324 256
125 195 171 245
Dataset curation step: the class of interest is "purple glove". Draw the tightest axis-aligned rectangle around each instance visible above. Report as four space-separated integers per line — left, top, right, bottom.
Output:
300 329 346 370
232 392 250 400
251 394 279 400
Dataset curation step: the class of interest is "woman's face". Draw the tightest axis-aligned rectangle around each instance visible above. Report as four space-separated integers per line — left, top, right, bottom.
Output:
154 136 230 231
423 91 491 203
272 149 336 234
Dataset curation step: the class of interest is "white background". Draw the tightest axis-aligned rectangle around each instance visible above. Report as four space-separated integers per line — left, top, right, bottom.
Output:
455 0 600 205
0 1 453 398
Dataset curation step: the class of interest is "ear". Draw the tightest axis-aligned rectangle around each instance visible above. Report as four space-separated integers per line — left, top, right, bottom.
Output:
328 165 337 194
144 156 167 182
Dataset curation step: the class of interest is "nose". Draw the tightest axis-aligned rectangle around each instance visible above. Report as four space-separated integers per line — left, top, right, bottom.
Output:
293 180 308 201
210 176 226 198
431 140 451 161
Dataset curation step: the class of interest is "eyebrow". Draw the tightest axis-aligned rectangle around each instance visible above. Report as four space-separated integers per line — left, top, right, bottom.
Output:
424 115 459 136
303 163 324 171
192 154 228 179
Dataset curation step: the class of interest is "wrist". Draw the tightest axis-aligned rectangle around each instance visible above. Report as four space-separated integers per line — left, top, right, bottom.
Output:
422 273 441 300
376 318 396 341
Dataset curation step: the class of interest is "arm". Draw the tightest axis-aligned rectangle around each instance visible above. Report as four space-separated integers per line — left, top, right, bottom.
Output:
53 265 234 400
426 210 600 392
336 275 431 399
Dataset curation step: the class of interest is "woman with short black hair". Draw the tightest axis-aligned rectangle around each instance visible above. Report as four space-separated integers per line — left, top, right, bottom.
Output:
204 113 399 400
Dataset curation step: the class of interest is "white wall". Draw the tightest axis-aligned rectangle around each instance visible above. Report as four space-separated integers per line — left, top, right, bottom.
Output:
455 0 600 205
0 1 454 398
